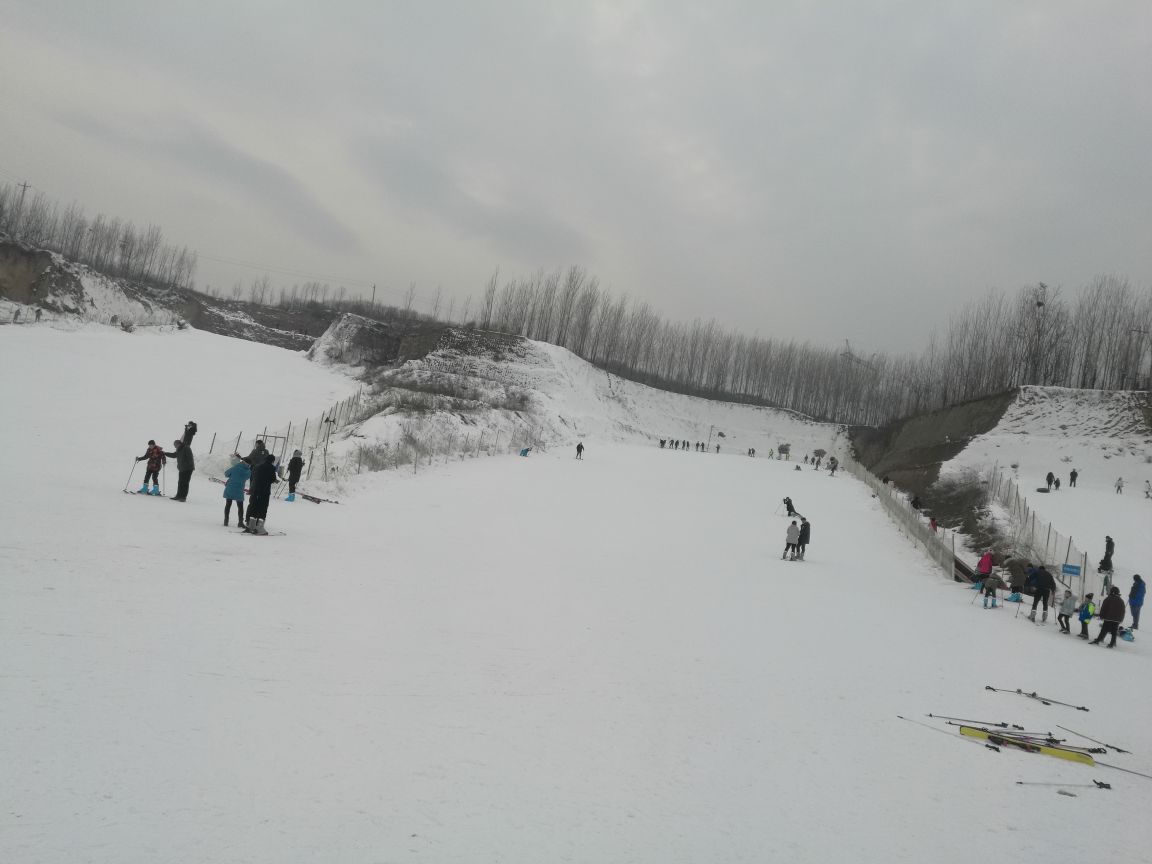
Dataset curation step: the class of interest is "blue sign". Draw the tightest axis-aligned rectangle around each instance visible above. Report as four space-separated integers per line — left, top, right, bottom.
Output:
1062 564 1082 577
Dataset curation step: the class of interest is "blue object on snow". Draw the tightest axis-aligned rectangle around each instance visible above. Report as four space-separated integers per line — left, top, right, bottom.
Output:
1007 592 1023 603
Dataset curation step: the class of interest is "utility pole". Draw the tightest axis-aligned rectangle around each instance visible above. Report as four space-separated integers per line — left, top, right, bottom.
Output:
371 284 376 308
13 181 30 237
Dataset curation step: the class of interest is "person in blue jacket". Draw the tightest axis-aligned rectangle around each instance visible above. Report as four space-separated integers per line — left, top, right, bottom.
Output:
222 455 250 527
1076 593 1096 639
1130 575 1145 630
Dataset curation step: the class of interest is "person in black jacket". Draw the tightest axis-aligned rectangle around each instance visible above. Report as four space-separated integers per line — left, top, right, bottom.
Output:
163 439 195 502
1028 565 1057 623
285 450 305 501
797 517 811 561
1092 587 1127 648
182 421 198 447
244 453 278 534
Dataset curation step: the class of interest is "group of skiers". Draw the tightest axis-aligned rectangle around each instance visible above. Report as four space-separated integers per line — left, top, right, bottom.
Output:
974 547 1144 649
132 422 306 535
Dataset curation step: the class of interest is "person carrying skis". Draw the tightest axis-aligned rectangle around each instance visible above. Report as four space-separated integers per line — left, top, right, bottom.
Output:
1045 471 1055 491
783 521 800 561
244 453 279 535
163 438 195 502
1092 587 1126 647
285 450 305 501
576 442 584 460
1057 589 1076 633
1129 575 1145 630
797 517 811 561
134 439 166 495
1028 565 1057 623
222 455 250 527
1076 593 1096 639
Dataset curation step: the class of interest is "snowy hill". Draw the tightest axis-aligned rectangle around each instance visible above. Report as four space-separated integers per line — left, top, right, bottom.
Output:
3 325 1151 863
940 385 1152 591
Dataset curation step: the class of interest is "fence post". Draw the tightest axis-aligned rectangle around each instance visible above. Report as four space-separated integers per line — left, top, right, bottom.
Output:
300 419 308 452
1064 537 1073 567
233 432 242 456
1044 524 1052 563
208 432 216 455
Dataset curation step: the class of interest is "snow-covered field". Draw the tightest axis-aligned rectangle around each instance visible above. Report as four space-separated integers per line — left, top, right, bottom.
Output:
2 325 1151 863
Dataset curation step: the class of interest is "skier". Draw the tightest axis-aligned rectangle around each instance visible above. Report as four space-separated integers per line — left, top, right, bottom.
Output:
244 453 278 535
782 521 800 561
796 517 811 561
285 450 305 501
1045 471 1055 491
1056 589 1076 633
1053 477 1061 491
1092 587 1126 648
163 438 195 502
976 551 994 584
715 444 720 454
1069 469 1078 487
134 439 166 495
1115 477 1124 494
1145 480 1151 499
239 440 268 467
222 455 250 527
182 420 198 447
576 442 584 460
1027 565 1057 623
1098 536 1115 573
1129 575 1145 630
982 572 1005 608
783 496 796 517
1076 593 1096 639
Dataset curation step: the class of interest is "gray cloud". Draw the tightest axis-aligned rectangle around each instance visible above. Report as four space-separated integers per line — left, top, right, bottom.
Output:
3 2 1151 351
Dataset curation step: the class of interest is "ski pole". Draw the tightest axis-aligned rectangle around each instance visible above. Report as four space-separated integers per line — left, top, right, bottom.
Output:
124 458 137 492
1056 725 1131 754
1016 780 1111 790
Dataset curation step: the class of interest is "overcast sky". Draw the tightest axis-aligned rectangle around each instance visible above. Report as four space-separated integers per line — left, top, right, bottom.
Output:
2 1 1150 352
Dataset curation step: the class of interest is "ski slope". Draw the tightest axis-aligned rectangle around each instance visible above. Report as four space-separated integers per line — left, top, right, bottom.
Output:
2 325 1150 863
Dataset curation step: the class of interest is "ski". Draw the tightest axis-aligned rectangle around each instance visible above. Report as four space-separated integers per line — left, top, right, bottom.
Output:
958 726 1095 765
124 490 166 497
896 715 1002 754
299 493 340 505
1016 779 1111 790
985 686 1090 712
236 530 287 537
1056 725 1131 754
927 714 1025 730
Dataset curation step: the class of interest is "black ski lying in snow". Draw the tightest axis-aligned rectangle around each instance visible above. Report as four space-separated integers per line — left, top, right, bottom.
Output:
985 686 1090 712
236 529 287 537
299 493 339 505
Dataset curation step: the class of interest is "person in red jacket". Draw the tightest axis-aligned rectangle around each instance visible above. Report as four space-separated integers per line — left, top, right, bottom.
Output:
1092 587 1126 647
134 440 166 495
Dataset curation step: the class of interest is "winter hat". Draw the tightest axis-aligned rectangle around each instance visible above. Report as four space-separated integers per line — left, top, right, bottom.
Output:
293 450 302 457
264 453 276 463
1110 586 1121 595
148 439 156 445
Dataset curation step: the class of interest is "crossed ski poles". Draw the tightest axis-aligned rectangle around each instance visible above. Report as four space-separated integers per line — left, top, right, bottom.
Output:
985 686 1090 712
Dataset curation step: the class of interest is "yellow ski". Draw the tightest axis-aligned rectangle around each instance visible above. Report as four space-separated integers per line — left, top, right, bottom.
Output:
959 726 1095 765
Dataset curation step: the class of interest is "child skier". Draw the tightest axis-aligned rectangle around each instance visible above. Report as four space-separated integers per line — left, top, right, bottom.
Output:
134 440 166 495
1057 589 1076 633
222 455 250 527
982 573 1005 608
1076 593 1096 639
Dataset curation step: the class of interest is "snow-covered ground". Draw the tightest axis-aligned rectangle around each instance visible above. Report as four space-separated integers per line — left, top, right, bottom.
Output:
940 386 1152 589
2 325 1151 863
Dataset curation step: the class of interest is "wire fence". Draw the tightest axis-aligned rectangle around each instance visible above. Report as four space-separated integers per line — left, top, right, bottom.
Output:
840 452 969 582
984 464 1098 597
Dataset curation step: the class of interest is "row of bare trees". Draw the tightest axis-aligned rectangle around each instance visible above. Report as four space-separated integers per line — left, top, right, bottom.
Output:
473 268 1152 425
0 182 197 289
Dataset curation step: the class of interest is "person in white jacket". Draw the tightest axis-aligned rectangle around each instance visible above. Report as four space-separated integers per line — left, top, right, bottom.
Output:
783 521 801 561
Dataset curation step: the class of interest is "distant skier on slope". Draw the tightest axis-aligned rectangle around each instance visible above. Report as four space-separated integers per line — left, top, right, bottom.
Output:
134 439 166 495
1045 471 1055 491
1115 477 1124 494
222 455 250 527
1028 565 1057 623
1069 469 1078 487
782 521 800 561
244 454 279 535
1129 575 1145 630
576 442 584 460
163 438 195 502
285 450 305 501
1099 535 1115 573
